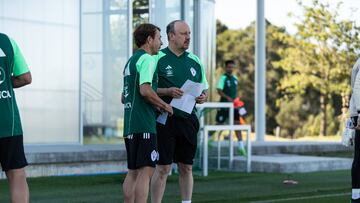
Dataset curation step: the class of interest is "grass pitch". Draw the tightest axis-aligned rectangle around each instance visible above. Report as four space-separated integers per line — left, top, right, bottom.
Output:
0 170 351 202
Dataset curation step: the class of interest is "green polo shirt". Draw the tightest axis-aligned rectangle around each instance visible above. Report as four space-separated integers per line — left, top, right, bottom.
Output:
123 49 158 136
217 73 238 102
0 34 30 138
156 47 208 118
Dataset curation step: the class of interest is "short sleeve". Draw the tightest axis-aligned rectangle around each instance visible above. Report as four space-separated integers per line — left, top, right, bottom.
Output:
216 75 227 90
10 38 29 76
136 53 156 85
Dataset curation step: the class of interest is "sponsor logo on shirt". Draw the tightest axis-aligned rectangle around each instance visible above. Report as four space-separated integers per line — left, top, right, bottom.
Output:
123 85 129 98
227 80 231 87
124 63 130 76
165 65 174 77
0 48 6 57
0 67 5 85
124 102 132 109
0 90 11 99
234 80 238 85
190 67 196 77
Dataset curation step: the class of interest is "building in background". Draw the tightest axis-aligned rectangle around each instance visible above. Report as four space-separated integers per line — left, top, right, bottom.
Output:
0 0 216 144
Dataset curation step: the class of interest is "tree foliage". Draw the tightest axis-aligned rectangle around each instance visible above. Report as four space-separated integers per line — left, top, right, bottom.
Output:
273 0 360 136
216 0 360 137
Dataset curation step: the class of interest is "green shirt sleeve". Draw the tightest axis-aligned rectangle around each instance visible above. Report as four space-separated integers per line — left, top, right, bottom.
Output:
136 53 156 85
10 38 29 76
217 75 227 90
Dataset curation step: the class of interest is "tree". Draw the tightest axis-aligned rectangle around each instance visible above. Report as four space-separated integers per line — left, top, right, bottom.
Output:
273 0 360 136
216 20 289 133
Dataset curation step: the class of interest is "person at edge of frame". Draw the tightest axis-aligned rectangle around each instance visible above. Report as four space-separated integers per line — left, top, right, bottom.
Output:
0 33 32 203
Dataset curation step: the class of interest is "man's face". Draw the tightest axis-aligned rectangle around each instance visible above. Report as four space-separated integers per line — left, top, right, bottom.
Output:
149 29 163 55
169 22 191 51
225 63 235 75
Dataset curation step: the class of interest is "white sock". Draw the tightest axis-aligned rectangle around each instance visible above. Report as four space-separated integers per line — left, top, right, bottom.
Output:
181 201 191 203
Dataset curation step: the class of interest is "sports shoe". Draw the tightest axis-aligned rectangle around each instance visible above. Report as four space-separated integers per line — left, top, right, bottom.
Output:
238 147 247 156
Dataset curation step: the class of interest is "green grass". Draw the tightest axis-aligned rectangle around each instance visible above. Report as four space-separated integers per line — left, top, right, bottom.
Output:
0 170 352 203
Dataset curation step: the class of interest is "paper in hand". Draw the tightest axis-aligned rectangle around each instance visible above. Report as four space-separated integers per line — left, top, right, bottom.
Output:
156 112 168 125
170 80 205 114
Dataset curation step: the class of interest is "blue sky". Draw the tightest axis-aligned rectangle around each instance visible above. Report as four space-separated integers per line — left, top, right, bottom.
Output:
215 0 360 34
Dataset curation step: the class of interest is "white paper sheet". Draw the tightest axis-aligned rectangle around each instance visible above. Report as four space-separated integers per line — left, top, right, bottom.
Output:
170 80 205 114
156 112 168 125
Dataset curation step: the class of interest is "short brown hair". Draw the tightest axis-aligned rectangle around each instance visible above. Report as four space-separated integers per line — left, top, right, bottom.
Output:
133 23 161 48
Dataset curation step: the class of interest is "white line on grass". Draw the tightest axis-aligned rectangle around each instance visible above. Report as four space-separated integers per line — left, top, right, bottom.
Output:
250 192 350 203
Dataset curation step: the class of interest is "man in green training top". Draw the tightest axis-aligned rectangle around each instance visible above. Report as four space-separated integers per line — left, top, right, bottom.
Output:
122 23 173 203
0 33 32 203
216 60 246 156
151 20 208 203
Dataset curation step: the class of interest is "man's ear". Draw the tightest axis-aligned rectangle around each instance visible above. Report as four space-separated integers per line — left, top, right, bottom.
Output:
168 32 174 41
147 36 153 44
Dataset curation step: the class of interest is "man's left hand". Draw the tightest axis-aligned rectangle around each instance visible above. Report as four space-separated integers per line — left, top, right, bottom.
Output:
196 92 207 104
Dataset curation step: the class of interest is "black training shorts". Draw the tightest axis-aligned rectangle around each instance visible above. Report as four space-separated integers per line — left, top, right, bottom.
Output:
156 114 200 165
0 135 28 171
216 108 240 124
124 133 158 170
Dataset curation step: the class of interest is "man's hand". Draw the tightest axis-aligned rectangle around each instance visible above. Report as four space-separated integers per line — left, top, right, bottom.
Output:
196 92 208 104
163 103 174 116
167 87 183 98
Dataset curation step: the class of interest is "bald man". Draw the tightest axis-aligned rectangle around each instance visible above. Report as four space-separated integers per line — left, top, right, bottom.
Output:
151 20 208 203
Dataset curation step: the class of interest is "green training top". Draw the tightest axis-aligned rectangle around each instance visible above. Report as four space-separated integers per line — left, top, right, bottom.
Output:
0 33 30 138
217 73 238 102
156 47 208 118
123 49 158 136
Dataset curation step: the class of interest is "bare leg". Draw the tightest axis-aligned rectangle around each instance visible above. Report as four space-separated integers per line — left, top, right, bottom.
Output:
5 168 29 203
134 166 154 203
151 165 171 203
123 169 138 203
178 163 193 201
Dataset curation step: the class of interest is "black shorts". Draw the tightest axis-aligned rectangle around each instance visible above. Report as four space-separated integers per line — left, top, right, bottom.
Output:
0 135 28 172
124 133 158 170
156 114 199 165
216 108 240 124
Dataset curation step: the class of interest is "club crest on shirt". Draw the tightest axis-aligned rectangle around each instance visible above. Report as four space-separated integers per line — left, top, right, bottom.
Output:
165 65 174 77
190 67 196 76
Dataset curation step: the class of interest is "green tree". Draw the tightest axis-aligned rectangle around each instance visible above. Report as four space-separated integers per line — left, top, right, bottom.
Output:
216 20 289 133
273 0 360 136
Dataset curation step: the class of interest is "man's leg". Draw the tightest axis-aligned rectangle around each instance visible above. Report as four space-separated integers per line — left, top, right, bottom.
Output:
123 169 138 203
151 164 171 203
234 120 246 156
5 168 29 203
134 166 154 203
178 163 193 201
352 129 360 202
